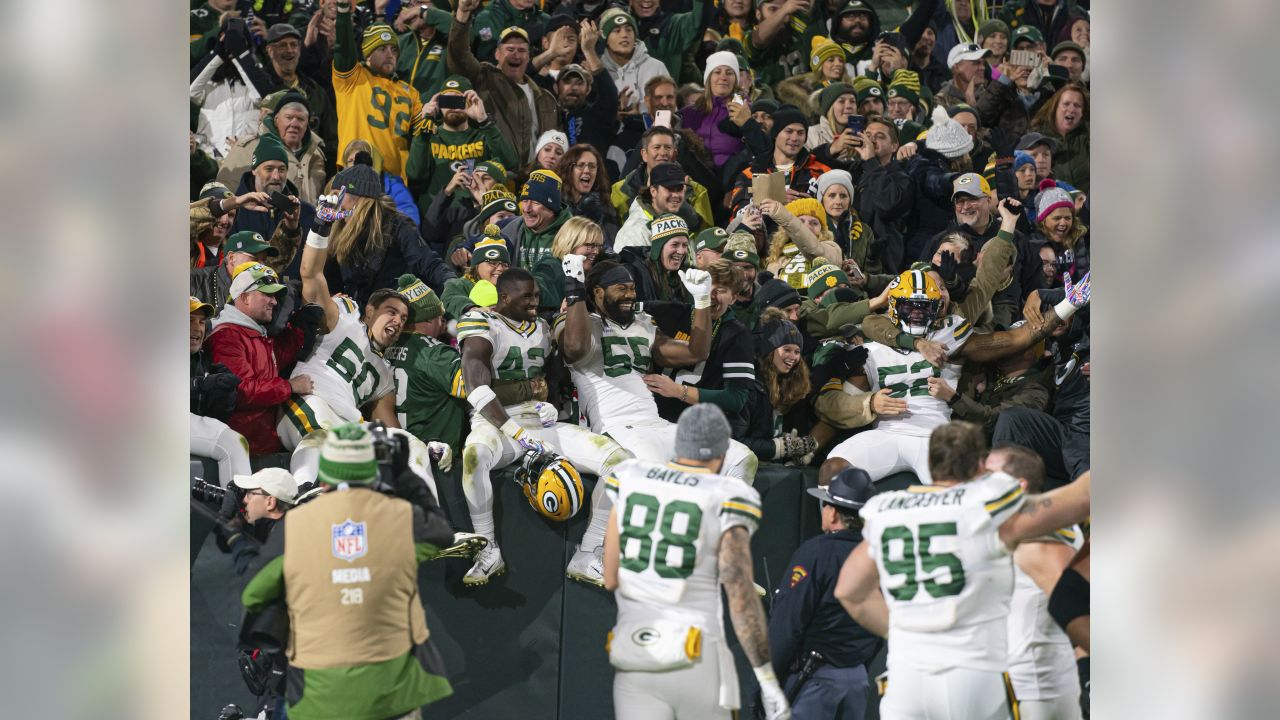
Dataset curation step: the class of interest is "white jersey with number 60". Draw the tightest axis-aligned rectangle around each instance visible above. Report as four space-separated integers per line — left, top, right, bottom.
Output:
862 314 972 437
605 458 761 640
860 471 1026 673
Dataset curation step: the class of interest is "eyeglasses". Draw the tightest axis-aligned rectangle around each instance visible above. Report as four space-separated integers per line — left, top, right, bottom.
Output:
953 195 984 207
572 162 598 171
244 490 270 498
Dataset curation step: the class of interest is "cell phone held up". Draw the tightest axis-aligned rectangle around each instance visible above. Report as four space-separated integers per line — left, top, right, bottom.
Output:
438 93 467 110
846 114 867 135
269 191 298 214
1009 49 1038 67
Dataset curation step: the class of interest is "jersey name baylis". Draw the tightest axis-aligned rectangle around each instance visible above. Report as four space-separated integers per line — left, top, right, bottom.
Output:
643 466 701 487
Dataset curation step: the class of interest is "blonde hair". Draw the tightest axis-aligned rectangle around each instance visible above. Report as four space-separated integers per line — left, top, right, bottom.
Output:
756 307 810 413
329 195 392 266
765 225 836 267
551 216 604 259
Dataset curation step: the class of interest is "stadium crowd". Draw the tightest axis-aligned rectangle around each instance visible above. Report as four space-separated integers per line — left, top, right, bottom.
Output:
190 0 1091 717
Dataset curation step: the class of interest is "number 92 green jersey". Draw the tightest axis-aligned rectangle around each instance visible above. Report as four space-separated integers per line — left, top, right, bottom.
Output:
605 458 762 640
860 471 1027 674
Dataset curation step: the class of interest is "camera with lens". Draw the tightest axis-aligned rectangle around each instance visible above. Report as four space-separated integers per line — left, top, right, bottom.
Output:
192 477 228 506
368 421 410 489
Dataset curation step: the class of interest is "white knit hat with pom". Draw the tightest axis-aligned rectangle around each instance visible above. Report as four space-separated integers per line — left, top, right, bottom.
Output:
925 105 974 159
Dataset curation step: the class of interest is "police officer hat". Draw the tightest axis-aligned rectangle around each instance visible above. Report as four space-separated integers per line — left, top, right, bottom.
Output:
807 468 873 510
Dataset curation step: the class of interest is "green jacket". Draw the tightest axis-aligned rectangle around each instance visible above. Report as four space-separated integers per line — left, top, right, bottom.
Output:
532 253 567 313
406 119 517 201
189 3 221 64
745 21 810 89
471 0 547 62
504 208 573 270
442 276 478 320
637 2 708 84
190 146 219 201
396 19 452 100
951 366 1053 436
1043 123 1089 194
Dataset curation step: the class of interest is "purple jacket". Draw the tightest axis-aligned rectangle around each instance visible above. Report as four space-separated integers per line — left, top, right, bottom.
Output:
680 97 743 169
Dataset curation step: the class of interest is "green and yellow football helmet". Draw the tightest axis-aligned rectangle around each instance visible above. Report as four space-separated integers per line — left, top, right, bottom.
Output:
515 449 585 522
885 269 944 336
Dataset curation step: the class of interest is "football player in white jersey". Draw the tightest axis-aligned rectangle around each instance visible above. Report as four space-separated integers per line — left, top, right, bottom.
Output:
555 257 760 585
603 404 789 720
986 444 1084 720
834 421 1091 720
278 190 409 450
458 268 632 586
821 267 1091 485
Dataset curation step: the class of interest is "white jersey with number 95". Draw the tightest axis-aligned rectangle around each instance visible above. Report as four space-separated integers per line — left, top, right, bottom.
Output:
860 471 1026 673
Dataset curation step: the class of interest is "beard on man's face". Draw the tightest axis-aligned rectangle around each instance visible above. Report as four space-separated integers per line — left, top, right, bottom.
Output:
603 295 636 325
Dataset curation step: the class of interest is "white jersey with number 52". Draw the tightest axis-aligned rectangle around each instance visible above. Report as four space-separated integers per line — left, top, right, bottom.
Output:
605 458 761 640
860 471 1025 673
863 314 972 437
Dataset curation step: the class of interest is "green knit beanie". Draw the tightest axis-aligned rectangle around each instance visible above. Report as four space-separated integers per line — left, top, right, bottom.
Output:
251 133 291 169
397 274 444 323
317 423 378 485
818 82 857 118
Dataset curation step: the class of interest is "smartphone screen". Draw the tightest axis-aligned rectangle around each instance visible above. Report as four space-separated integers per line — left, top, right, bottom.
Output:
847 114 867 134
1010 49 1037 67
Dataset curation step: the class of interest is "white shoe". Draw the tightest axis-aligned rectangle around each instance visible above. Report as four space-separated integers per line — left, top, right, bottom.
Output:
566 544 605 589
433 532 488 561
462 543 505 586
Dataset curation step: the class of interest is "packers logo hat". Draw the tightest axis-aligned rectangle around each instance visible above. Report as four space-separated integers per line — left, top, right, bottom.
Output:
361 23 397 58
951 172 992 200
499 26 530 44
189 296 214 317
726 247 760 267
693 227 728 253
225 231 280 258
228 262 286 301
441 75 472 94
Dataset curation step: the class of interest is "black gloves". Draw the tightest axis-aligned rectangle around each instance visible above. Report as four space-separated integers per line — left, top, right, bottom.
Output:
832 345 869 379
576 192 605 224
935 250 958 283
194 364 241 420
291 303 327 362
988 127 1014 165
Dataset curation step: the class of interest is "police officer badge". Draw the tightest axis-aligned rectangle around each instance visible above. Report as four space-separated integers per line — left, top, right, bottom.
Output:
332 519 368 561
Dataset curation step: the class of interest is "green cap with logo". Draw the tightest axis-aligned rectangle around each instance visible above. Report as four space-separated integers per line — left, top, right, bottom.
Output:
228 262 286 301
225 231 280 258
693 227 729 254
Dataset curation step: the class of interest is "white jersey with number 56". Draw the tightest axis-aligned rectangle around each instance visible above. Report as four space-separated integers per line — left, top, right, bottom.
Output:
605 458 761 639
863 314 972 437
860 471 1025 673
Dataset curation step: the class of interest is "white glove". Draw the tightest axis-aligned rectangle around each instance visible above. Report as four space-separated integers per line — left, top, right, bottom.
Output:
679 268 713 309
427 441 453 472
754 664 790 720
534 401 559 428
1053 270 1091 321
562 253 587 282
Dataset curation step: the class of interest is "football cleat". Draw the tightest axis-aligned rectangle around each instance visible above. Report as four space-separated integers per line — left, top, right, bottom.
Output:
462 543 505 586
566 544 605 589
514 449 585 522
432 532 488 561
885 268 944 336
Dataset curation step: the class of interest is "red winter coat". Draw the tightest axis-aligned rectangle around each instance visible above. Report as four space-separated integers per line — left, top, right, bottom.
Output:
206 306 303 454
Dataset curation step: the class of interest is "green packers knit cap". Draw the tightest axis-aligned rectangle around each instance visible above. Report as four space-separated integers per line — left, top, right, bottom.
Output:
852 77 884 105
397 274 444 323
693 227 728 254
835 0 874 18
1011 25 1045 48
361 23 397 57
473 231 512 268
251 133 290 169
649 214 689 259
886 69 922 106
809 36 845 72
600 8 638 36
225 230 280 258
818 82 857 118
475 190 518 228
318 423 379 485
473 160 508 185
520 169 563 213
440 75 472 95
804 264 850 300
199 181 234 202
675 403 731 461
333 163 382 198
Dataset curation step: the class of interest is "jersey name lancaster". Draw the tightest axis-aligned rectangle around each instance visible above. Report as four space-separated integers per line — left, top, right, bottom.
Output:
606 459 761 640
861 313 972 437
457 308 550 387
860 471 1025 673
291 299 393 422
554 312 664 433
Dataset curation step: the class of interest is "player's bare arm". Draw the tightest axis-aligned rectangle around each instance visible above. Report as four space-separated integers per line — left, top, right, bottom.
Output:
1014 540 1077 597
558 297 593 366
300 229 339 333
602 506 620 591
460 335 514 428
999 471 1091 550
959 314 1061 364
367 393 401 429
719 526 772 666
834 541 889 638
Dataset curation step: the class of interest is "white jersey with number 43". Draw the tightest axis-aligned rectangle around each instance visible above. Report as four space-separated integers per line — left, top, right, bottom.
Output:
606 458 761 640
860 471 1025 673
290 298 394 423
863 313 972 437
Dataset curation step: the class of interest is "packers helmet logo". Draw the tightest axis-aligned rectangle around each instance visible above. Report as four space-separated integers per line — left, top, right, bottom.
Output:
252 233 264 243
541 489 560 515
888 88 901 98
517 451 584 522
482 249 501 260
730 250 747 260
379 31 392 41
869 87 882 96
811 54 821 65
446 80 459 88
632 628 660 645
957 175 973 185
612 16 626 25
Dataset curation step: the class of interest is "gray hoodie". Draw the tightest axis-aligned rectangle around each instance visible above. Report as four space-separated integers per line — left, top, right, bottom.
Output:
602 42 670 116
211 303 267 336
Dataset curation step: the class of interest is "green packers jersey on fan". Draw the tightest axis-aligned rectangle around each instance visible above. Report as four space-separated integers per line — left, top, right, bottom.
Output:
456 308 549 382
606 458 761 640
290 298 395 424
387 331 468 452
860 471 1026 674
552 311 663 434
